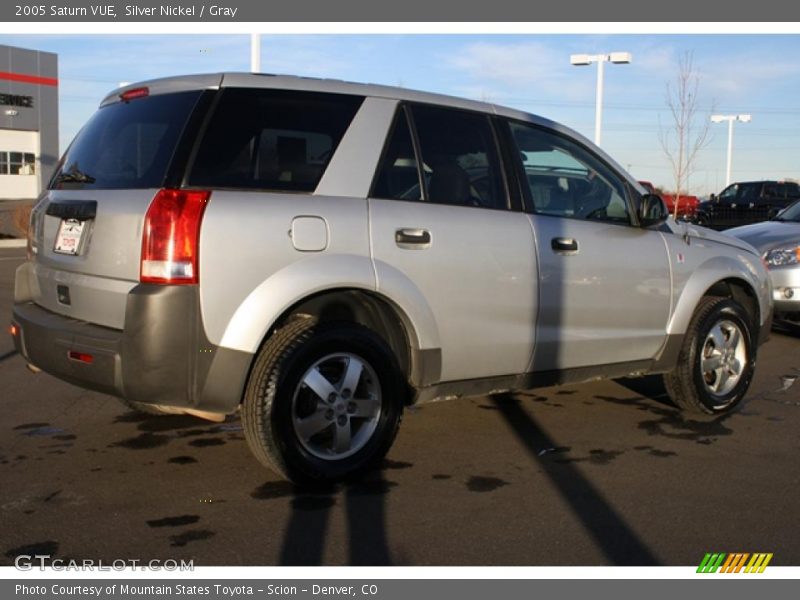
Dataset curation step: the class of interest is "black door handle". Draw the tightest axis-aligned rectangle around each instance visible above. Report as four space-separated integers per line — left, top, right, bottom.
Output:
395 228 431 248
551 237 579 253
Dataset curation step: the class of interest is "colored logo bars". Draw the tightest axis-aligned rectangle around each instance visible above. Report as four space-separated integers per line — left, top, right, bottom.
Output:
697 553 773 573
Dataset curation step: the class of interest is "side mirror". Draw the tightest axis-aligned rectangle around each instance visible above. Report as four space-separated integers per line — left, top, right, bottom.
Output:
709 193 718 203
639 193 669 227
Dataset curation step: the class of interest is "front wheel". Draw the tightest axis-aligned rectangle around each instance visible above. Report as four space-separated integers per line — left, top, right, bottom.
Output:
663 297 757 415
241 318 404 485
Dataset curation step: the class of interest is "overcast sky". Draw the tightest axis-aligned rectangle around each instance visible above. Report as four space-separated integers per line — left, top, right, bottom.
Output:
3 33 800 195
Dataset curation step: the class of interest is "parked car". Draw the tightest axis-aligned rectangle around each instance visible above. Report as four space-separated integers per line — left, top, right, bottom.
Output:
693 180 800 230
10 74 773 484
638 181 699 219
727 200 800 321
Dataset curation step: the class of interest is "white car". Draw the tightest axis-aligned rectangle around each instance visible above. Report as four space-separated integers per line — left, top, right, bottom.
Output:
728 200 800 320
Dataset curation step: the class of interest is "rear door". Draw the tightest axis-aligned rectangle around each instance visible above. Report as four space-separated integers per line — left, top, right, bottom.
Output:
30 82 213 329
762 182 800 216
369 105 537 382
502 119 671 371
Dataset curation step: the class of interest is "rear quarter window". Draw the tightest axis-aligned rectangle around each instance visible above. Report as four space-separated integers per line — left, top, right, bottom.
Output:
187 89 364 193
51 91 202 190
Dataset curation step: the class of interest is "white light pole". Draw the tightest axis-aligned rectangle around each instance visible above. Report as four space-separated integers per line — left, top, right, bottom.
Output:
711 114 751 187
570 52 632 146
250 33 261 73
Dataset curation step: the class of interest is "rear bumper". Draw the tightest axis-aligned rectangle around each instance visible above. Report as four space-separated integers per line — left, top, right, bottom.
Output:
11 282 253 414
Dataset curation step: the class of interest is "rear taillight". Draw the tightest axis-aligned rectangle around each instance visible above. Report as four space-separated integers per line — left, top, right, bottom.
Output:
140 189 210 285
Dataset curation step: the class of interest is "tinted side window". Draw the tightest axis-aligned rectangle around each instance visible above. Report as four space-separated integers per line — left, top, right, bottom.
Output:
718 184 738 202
410 105 507 210
763 183 780 199
51 91 202 190
188 89 363 192
738 183 761 203
507 121 630 223
770 182 800 200
371 108 422 201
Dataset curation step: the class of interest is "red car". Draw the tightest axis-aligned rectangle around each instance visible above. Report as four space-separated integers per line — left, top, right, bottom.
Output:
639 181 699 218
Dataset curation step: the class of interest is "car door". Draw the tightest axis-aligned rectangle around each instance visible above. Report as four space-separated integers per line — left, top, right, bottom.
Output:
763 183 798 218
735 182 762 226
369 105 537 383
713 183 740 229
502 120 671 372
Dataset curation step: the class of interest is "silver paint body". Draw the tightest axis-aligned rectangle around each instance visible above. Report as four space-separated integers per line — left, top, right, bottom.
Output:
19 73 773 395
727 219 800 313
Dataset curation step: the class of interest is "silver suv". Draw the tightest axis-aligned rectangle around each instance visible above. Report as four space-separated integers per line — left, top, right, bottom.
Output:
11 74 773 484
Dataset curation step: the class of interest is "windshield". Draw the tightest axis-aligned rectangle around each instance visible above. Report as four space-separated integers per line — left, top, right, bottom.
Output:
775 200 800 222
51 91 201 190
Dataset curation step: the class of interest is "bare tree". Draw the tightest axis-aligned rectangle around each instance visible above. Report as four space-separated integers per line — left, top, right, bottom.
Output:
659 51 713 219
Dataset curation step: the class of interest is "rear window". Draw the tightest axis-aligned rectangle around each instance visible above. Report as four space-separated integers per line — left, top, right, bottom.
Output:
187 88 364 192
51 91 202 190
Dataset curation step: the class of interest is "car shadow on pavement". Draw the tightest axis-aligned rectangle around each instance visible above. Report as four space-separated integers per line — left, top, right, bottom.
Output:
490 392 660 566
773 319 800 340
256 472 394 565
612 376 677 409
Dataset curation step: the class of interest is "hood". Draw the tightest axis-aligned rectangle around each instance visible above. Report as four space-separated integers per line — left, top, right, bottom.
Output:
670 221 760 256
725 220 800 254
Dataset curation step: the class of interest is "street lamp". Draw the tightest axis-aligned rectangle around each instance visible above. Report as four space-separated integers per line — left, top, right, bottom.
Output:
710 114 751 187
251 33 261 72
570 52 632 146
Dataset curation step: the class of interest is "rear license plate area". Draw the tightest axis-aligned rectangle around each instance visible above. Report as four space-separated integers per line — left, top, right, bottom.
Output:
53 218 87 255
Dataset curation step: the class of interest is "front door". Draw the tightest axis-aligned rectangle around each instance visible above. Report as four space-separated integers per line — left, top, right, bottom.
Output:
503 120 672 371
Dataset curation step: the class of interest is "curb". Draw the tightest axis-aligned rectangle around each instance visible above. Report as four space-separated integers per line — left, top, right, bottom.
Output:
0 239 26 249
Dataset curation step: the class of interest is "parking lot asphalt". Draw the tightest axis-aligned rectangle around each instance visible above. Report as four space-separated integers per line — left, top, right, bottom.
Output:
1 246 799 567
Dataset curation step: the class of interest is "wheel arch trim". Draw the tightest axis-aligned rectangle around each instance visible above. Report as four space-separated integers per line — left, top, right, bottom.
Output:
216 254 442 385
667 255 770 337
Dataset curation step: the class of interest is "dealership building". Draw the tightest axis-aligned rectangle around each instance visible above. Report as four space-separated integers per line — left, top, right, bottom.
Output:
0 44 58 202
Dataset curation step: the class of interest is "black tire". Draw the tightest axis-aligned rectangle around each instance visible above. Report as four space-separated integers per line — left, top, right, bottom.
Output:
663 296 757 415
241 317 404 485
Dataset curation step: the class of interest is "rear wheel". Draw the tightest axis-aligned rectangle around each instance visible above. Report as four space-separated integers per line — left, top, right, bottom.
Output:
241 318 404 485
663 296 756 414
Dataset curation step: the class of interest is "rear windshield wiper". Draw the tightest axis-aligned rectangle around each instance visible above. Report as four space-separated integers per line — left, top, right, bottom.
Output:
55 169 96 184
